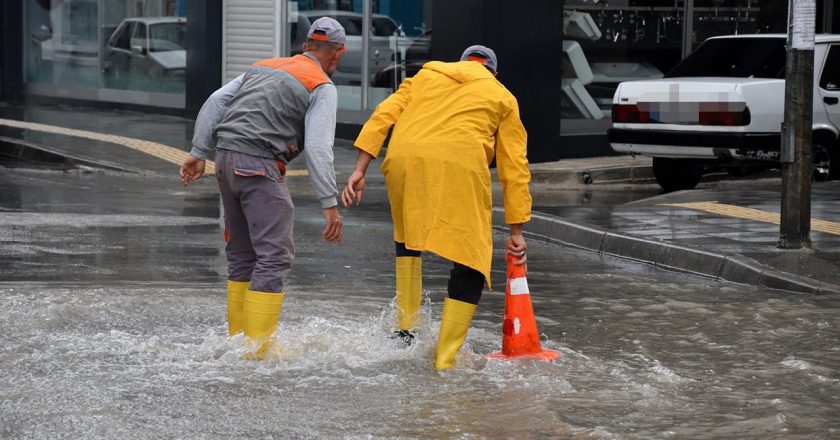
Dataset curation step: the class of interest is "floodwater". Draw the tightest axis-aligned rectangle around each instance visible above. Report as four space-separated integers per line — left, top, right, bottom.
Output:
3 263 840 438
1 168 839 438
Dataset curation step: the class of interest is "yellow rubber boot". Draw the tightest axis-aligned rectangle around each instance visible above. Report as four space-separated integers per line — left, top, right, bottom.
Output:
226 280 249 336
395 256 422 331
434 298 477 370
243 289 285 360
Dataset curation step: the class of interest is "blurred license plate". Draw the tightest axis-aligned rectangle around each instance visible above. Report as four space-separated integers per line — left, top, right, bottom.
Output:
639 102 700 124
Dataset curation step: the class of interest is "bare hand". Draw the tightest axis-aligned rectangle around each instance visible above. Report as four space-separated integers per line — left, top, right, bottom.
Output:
179 156 206 186
506 232 527 271
341 170 366 208
322 206 343 243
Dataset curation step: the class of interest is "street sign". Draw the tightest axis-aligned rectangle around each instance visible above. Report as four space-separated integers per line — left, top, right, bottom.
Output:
791 0 816 50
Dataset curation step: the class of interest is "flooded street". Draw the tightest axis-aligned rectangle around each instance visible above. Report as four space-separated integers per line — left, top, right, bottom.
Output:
1 168 839 438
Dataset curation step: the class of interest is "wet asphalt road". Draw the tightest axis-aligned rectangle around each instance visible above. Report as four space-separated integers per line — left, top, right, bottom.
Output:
1 157 839 438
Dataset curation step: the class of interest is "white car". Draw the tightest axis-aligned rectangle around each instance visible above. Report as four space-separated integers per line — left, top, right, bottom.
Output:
608 34 840 192
104 17 186 78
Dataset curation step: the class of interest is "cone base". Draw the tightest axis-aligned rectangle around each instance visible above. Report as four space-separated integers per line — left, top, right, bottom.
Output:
488 349 560 362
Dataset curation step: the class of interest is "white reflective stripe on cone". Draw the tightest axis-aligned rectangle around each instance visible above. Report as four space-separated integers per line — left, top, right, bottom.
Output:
509 277 529 295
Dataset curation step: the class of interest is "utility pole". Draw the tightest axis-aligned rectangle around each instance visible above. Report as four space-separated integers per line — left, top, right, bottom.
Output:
779 0 816 249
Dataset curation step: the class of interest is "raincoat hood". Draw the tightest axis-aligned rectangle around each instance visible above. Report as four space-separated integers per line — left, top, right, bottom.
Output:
422 60 495 84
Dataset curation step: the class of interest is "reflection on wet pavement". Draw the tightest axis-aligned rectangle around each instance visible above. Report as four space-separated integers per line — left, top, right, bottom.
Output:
0 168 223 282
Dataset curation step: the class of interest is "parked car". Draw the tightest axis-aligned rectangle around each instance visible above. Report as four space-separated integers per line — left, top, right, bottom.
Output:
608 34 840 192
290 10 404 86
104 17 186 78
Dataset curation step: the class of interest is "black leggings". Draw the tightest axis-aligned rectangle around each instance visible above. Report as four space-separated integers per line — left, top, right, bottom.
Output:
395 242 485 305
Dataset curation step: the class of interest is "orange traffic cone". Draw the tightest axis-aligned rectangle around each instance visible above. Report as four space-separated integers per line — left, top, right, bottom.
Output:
489 254 559 361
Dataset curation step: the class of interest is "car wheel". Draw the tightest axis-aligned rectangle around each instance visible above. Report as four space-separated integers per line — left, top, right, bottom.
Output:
652 157 703 193
811 142 837 182
812 141 839 181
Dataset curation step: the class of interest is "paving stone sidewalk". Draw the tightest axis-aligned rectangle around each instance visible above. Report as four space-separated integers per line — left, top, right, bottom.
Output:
525 180 840 293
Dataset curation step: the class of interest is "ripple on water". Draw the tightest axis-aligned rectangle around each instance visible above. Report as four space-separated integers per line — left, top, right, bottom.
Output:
3 284 840 439
2 286 597 438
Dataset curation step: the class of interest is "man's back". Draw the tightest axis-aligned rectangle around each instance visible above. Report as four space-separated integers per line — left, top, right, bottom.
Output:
216 54 331 162
388 60 519 164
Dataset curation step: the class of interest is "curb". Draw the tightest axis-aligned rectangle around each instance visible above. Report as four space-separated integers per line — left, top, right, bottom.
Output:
493 208 840 295
530 164 654 186
0 136 144 174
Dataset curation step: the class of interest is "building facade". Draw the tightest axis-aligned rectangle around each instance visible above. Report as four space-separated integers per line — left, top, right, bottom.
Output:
1 1 838 161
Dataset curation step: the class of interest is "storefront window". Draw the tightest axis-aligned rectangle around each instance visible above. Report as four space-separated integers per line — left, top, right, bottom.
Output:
284 1 431 114
368 0 432 109
101 0 187 95
288 3 363 111
561 1 683 124
25 0 99 88
24 0 187 99
692 0 787 50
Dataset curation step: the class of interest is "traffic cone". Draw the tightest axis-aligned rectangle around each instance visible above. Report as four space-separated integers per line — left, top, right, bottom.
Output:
489 254 559 361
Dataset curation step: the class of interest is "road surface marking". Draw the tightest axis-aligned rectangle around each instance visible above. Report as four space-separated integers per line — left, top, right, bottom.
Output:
663 201 840 236
0 118 309 177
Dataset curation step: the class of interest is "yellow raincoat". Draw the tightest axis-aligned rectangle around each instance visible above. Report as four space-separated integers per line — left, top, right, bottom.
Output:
355 60 531 285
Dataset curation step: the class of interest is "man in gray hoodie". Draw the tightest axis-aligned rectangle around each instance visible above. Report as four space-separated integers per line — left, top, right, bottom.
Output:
179 17 346 360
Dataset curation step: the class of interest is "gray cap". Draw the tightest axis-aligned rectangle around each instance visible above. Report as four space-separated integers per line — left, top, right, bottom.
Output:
460 45 498 73
307 17 347 45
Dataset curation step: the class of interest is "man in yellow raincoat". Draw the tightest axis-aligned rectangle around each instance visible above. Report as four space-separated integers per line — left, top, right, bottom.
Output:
341 45 531 370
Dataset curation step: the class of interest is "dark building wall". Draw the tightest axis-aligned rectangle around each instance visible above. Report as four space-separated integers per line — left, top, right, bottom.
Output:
186 0 223 120
431 0 564 163
1 0 24 102
833 0 840 33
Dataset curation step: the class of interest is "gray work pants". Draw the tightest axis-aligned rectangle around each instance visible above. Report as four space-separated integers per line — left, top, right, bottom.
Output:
215 149 294 293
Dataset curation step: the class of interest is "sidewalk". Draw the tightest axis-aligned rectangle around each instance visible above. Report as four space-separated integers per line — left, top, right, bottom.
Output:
1 102 837 294
495 181 840 294
0 103 192 175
